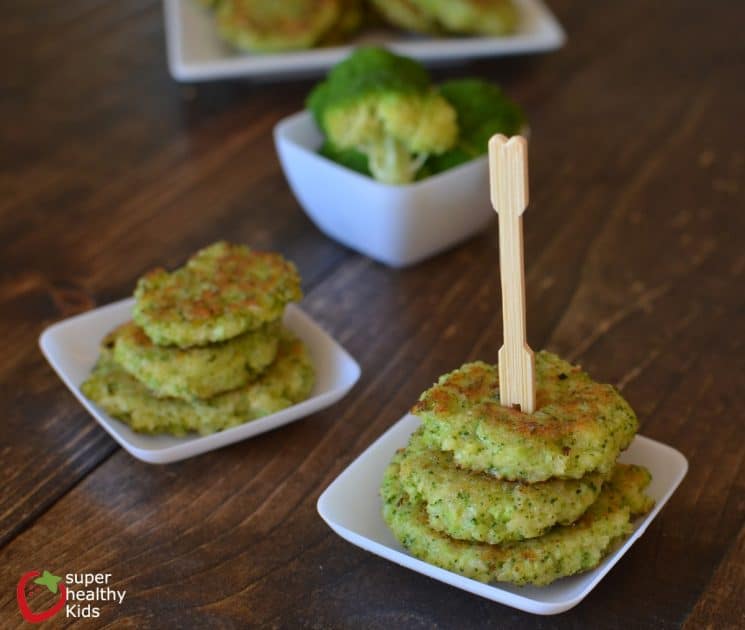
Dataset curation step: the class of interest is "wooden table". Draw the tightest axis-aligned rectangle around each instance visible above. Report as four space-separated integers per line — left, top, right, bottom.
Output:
1 1 743 627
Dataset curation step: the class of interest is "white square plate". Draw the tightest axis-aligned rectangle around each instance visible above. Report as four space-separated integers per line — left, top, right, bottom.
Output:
164 0 565 82
317 413 688 615
40 299 361 464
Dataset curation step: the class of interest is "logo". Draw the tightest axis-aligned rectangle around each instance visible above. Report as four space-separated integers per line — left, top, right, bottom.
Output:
17 570 127 622
17 570 67 623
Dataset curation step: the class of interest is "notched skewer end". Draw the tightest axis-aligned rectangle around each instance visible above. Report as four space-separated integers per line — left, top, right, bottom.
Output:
488 134 529 215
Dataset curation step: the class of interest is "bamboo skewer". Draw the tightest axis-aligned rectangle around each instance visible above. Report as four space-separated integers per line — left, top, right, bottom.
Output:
488 134 535 414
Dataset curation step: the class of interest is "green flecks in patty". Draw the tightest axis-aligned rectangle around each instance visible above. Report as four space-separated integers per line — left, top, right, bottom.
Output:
382 456 653 586
413 351 639 482
112 319 280 401
397 428 606 544
369 0 441 34
81 328 314 435
217 0 341 52
133 242 302 348
412 0 519 36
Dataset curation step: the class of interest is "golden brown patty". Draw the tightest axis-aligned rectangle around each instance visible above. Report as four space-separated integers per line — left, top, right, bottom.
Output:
112 319 280 401
382 457 653 586
133 241 302 348
318 0 365 45
81 327 314 435
369 0 440 34
412 0 519 35
217 0 341 52
414 351 638 482
397 428 606 544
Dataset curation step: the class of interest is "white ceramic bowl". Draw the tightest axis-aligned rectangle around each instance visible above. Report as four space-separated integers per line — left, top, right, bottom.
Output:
274 111 495 268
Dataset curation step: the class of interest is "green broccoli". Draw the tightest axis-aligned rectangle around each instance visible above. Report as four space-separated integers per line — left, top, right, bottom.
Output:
307 47 458 185
428 78 526 174
318 140 371 176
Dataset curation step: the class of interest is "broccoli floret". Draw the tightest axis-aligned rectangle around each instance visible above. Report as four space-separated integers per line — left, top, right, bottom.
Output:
319 140 371 176
307 47 458 184
428 78 526 174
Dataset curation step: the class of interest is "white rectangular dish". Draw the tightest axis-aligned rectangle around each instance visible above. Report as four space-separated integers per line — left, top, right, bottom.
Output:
317 413 688 615
40 299 360 464
164 0 565 82
275 111 495 267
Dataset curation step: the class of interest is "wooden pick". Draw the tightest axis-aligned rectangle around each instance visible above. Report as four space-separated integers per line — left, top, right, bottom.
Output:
488 134 535 413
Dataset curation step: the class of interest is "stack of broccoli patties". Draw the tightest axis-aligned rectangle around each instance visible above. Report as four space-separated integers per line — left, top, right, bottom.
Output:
82 242 314 435
382 352 654 586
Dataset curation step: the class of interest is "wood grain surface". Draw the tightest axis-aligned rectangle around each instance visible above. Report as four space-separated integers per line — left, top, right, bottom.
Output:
1 1 743 628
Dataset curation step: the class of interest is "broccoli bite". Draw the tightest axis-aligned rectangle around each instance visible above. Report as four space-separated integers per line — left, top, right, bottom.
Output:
382 458 653 586
369 0 441 34
308 47 458 185
112 319 280 401
414 0 519 36
133 242 302 348
428 78 526 174
318 0 365 45
82 328 314 436
413 351 639 482
217 0 341 52
397 428 607 545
